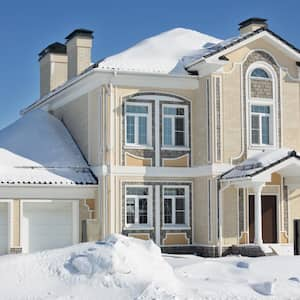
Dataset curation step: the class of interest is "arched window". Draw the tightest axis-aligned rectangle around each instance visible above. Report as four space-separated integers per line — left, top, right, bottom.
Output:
247 64 276 147
250 68 270 79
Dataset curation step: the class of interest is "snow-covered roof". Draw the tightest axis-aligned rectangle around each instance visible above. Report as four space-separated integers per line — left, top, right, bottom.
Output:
96 28 221 74
0 110 97 185
220 148 298 181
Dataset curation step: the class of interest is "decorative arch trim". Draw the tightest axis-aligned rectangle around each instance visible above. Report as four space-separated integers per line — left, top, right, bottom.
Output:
243 50 281 152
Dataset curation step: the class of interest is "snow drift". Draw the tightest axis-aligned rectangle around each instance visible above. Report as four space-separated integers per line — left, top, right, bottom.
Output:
1 235 300 299
0 234 181 300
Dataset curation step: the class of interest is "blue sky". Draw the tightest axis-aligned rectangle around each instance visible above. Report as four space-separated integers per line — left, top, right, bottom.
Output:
0 0 299 129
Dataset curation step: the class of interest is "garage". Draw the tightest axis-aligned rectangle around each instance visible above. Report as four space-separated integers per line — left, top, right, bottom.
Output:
21 200 78 253
0 202 9 255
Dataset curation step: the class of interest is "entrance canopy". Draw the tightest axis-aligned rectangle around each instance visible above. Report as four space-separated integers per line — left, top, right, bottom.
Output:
220 148 300 188
218 148 300 252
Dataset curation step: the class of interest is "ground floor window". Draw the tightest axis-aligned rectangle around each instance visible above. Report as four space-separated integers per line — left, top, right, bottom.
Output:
125 186 152 227
163 186 189 226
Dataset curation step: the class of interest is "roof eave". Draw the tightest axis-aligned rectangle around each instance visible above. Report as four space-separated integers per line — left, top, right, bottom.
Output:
186 29 300 71
21 68 198 114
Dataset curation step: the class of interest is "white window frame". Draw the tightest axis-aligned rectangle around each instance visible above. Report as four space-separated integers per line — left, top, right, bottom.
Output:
124 102 152 148
246 62 277 150
162 185 190 229
124 185 153 229
250 104 273 146
162 104 189 150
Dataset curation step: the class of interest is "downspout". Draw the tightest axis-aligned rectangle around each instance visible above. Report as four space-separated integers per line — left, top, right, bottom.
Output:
230 64 245 164
102 85 108 238
102 71 117 238
217 179 230 257
109 82 114 234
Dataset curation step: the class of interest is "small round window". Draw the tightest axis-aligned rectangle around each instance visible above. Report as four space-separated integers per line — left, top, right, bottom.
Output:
250 68 270 79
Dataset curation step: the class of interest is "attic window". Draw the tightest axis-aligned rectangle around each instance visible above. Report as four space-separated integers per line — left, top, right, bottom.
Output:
251 68 270 79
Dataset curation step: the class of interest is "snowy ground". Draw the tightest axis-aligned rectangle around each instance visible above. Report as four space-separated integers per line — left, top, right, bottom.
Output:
1 235 300 300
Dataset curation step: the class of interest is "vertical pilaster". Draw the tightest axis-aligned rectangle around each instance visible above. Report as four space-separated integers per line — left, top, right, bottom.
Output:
155 185 160 245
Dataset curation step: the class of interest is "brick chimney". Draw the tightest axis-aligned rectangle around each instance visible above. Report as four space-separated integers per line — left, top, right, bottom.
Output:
239 18 268 35
65 29 93 79
39 42 68 97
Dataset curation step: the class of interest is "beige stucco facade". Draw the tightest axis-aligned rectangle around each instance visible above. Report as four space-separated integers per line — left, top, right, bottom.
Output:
20 23 300 256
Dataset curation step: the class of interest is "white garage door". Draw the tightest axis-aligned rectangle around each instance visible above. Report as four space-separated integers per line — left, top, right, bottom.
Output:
0 203 8 255
22 201 75 253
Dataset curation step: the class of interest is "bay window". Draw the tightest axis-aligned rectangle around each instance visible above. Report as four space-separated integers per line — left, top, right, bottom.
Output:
125 186 152 227
163 105 188 147
125 103 151 146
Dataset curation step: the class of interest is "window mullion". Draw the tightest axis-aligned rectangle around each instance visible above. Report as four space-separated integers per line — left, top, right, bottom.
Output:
172 117 175 146
259 114 262 145
135 197 139 224
135 116 139 144
172 197 176 224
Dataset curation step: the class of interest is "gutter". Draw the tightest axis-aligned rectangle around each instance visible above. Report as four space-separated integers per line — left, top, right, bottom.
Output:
21 67 198 115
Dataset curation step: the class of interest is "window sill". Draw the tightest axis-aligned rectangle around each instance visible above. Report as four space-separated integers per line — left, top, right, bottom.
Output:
161 147 190 151
124 145 153 150
248 144 276 150
123 225 154 231
161 225 191 230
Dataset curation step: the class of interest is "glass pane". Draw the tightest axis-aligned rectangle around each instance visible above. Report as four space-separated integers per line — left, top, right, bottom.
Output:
126 187 149 196
126 105 148 114
175 211 185 224
163 118 172 145
251 68 270 78
138 116 147 145
175 117 184 131
176 198 185 210
251 115 260 144
164 107 177 115
261 116 270 144
175 118 185 146
251 105 270 114
126 198 135 224
164 107 185 116
126 116 135 143
164 198 172 224
176 108 185 115
164 188 185 196
139 198 148 224
175 132 184 146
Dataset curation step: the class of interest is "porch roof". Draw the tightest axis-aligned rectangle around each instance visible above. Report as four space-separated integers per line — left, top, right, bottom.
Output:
220 148 300 182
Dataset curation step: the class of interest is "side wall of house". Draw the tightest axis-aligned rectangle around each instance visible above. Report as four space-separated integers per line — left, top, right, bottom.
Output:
52 88 101 166
51 89 101 242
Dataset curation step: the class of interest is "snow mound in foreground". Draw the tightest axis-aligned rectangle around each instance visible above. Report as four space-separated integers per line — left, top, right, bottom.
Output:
48 234 181 298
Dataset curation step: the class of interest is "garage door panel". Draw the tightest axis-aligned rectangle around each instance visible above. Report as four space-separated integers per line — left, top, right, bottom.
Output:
23 201 74 253
0 203 8 255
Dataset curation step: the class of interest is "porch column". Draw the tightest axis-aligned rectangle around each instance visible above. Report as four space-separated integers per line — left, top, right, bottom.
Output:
253 183 264 246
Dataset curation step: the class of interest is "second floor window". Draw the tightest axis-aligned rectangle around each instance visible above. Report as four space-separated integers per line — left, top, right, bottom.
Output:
247 64 276 148
163 105 188 147
125 103 151 146
251 105 271 145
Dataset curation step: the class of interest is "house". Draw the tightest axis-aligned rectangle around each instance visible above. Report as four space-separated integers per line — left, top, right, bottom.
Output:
0 18 300 256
